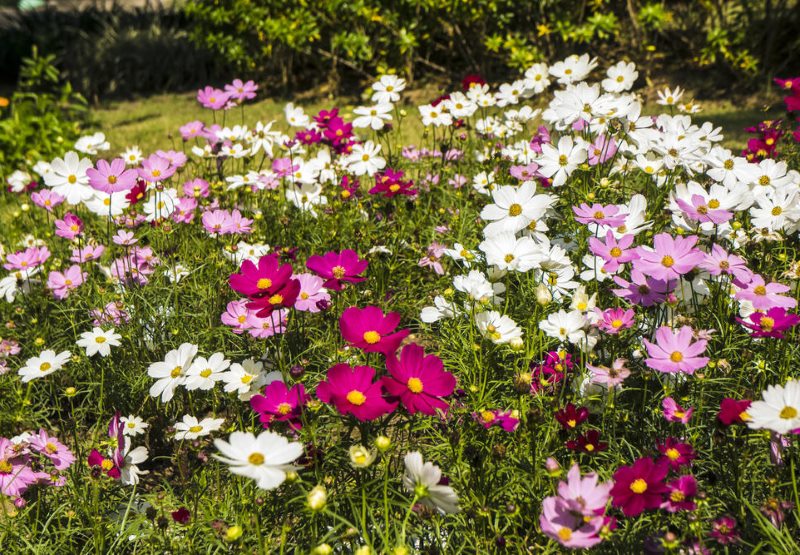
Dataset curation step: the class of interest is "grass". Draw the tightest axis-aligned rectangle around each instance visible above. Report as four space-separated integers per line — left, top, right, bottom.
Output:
92 86 785 155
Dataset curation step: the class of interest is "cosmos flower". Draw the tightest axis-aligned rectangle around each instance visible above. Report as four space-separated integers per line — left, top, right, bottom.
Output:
382 343 456 416
213 431 303 490
402 451 459 514
643 326 709 374
306 249 368 291
316 364 396 421
610 457 669 517
339 306 409 356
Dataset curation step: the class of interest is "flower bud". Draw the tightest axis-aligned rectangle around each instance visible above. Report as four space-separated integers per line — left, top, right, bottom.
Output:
307 485 327 512
349 445 377 469
535 283 551 306
374 435 391 452
224 525 243 542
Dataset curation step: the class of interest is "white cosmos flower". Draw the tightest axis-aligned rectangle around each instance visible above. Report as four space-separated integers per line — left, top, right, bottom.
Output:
222 358 279 400
84 191 130 217
420 295 457 323
403 451 459 514
284 103 310 127
18 349 71 382
120 441 149 485
352 103 393 130
656 86 684 106
120 415 149 437
453 270 505 305
346 141 386 176
524 62 550 94
6 170 31 193
174 415 225 441
537 136 587 187
285 182 328 217
223 241 271 265
147 343 198 402
480 181 556 235
602 61 638 93
44 151 94 205
76 327 122 357
539 309 588 344
214 430 303 490
121 145 143 166
185 352 230 391
475 311 523 345
479 233 543 272
74 132 110 155
371 74 406 104
143 187 179 222
746 379 800 435
549 53 597 85
418 104 453 127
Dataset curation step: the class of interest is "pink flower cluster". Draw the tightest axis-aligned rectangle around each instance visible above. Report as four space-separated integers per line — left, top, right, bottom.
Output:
0 430 75 504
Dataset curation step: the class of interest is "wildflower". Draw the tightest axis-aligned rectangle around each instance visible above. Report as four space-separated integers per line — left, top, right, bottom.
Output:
588 231 637 273
662 397 693 424
710 516 740 545
47 265 86 300
372 74 406 103
657 437 696 469
472 409 520 432
565 429 608 454
339 306 409 356
171 507 191 525
718 398 752 425
662 475 697 512
0 439 38 497
594 307 635 335
480 181 556 235
382 343 456 415
316 364 396 421
418 243 445 275
537 136 587 187
147 343 198 402
610 457 669 517
587 358 630 388
346 141 386 176
643 326 709 374
349 445 377 468
698 244 752 282
306 249 368 291
539 309 587 345
138 153 176 183
402 451 459 513
475 311 523 345
746 379 800 434
213 430 303 490
250 381 308 430
307 485 328 511
370 168 417 197
87 158 138 194
224 78 258 102
185 352 230 390
539 495 604 548
44 151 94 204
229 254 300 316
734 274 797 310
174 415 225 441
573 203 627 227
30 189 65 212
222 358 272 399
736 307 800 338
197 86 230 110
29 429 75 470
120 415 148 437
76 327 121 358
18 349 71 383
54 212 84 240
633 233 705 282
554 403 589 430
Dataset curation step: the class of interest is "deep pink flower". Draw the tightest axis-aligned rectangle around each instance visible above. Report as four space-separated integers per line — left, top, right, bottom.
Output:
472 409 519 432
306 249 368 291
662 397 693 424
736 307 800 338
382 343 455 415
87 158 138 194
662 475 697 512
657 437 696 469
339 306 409 356
572 203 627 226
565 429 608 454
633 233 705 281
229 254 299 316
369 168 417 198
710 516 740 545
610 457 669 517
734 274 797 310
588 231 637 273
643 326 709 374
554 403 589 430
594 307 635 334
718 398 752 426
54 212 84 240
171 507 191 524
250 381 308 430
316 364 396 421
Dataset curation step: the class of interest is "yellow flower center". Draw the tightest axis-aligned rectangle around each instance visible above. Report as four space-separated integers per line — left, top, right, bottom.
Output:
611 319 623 328
666 448 680 460
200 369 212 378
504 254 515 263
95 336 106 343
753 285 767 296
40 362 52 372
332 265 346 279
670 490 685 502
557 528 572 541
708 199 720 209
361 154 370 162
407 377 424 393
362 331 381 344
241 375 253 384
300 292 309 299
630 478 648 494
277 402 292 415
68 175 77 184
661 255 674 268
558 154 568 166
45 442 58 454
151 169 161 178
346 390 366 405
567 419 576 428
772 206 783 216
389 184 400 192
170 366 183 378
256 278 272 290
248 452 265 465
269 294 284 305
508 203 522 216
779 406 797 419
108 175 117 184
759 175 770 186
593 211 604 219
584 443 595 452
610 247 622 258
101 459 114 471
670 352 683 363
480 410 496 422
189 425 203 433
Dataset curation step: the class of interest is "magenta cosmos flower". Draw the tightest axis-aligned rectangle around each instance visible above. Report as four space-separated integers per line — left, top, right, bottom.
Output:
662 397 693 424
662 475 697 512
657 437 696 469
250 381 308 430
633 233 705 281
588 231 637 272
228 254 299 316
594 307 635 335
54 212 84 240
736 307 800 338
382 343 456 415
306 249 368 291
316 364 396 421
196 86 230 110
539 495 604 548
642 325 709 374
572 203 627 227
734 274 798 310
610 457 669 517
87 158 138 194
339 306 409 355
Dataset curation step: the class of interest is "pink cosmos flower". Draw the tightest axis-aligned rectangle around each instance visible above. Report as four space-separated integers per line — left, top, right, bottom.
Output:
558 463 613 516
675 194 733 225
612 269 674 307
339 306 410 356
587 358 630 388
662 397 693 424
70 244 105 263
220 299 250 333
588 231 637 273
736 307 800 338
112 230 138 246
306 249 368 291
172 197 198 224
30 189 65 212
28 429 75 471
183 178 210 198
662 475 697 512
292 273 330 313
593 307 635 334
225 79 258 102
225 209 252 234
370 168 417 197
155 150 187 169
382 343 456 415
510 162 540 182
657 437 696 469
245 309 289 338
734 274 798 310
47 265 86 299
698 244 752 282
316 364 396 421
587 135 617 165
87 158 138 194
250 381 308 430
539 496 604 549
54 212 84 240
196 86 230 110
710 516 740 545
4 246 50 272
572 203 627 227
179 120 205 141
418 243 446 275
0 438 38 497
633 233 705 281
610 457 669 517
138 154 176 182
472 409 519 432
201 209 229 236
642 326 709 374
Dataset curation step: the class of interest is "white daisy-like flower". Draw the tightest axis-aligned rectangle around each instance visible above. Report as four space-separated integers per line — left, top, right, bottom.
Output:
185 352 230 391
120 415 149 437
213 430 303 490
403 451 459 514
746 379 800 435
174 415 225 441
18 349 71 382
147 343 198 403
76 327 122 357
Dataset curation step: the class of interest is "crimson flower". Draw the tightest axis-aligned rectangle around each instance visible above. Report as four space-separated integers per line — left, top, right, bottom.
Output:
382 343 455 415
316 364 396 421
610 457 669 517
